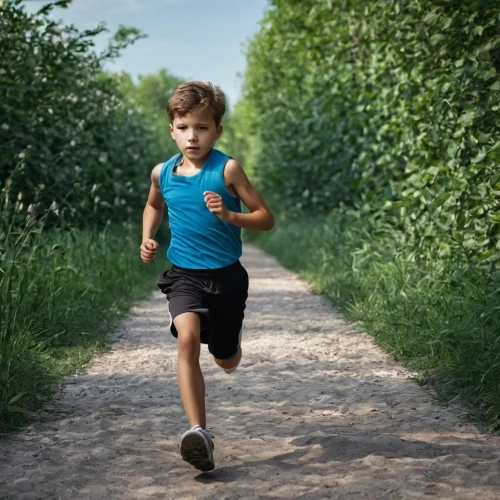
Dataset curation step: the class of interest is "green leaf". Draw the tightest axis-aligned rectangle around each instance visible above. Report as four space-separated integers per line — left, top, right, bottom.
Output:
478 132 492 143
422 188 434 204
489 174 500 195
485 36 500 51
457 213 467 230
489 143 500 161
463 239 477 251
423 10 440 25
490 81 500 90
36 1 72 15
430 34 446 45
471 152 486 163
490 214 500 224
457 111 477 126
7 392 30 406
6 405 30 416
480 68 497 80
54 0 72 7
479 248 496 261
383 201 406 210
431 192 451 210
490 174 500 185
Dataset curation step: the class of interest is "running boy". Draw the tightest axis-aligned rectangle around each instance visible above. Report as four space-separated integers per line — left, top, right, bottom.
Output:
140 81 274 472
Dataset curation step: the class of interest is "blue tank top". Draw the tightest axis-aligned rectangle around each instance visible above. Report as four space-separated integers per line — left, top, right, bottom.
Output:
159 148 242 269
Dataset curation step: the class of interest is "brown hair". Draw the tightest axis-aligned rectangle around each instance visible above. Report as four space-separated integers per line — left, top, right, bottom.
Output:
167 81 226 126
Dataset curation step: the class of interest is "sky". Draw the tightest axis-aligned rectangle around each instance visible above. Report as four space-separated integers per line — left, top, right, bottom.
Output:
22 0 270 107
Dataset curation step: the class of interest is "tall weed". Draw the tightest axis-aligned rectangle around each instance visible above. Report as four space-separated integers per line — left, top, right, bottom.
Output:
0 193 166 432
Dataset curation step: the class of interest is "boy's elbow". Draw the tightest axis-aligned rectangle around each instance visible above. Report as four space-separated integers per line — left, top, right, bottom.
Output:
251 209 274 231
265 214 275 231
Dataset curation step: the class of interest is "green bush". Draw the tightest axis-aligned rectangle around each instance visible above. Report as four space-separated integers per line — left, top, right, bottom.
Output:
0 0 157 227
242 0 500 269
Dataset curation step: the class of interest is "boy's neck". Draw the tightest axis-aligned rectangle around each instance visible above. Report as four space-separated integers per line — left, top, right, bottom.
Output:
180 149 213 170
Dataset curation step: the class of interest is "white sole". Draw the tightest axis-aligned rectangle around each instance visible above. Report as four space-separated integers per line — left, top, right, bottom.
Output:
179 430 215 471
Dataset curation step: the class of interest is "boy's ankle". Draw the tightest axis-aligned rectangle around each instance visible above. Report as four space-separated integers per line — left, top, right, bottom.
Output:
191 423 206 429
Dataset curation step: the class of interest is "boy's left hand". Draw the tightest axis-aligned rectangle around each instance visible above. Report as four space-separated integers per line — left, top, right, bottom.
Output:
204 191 230 222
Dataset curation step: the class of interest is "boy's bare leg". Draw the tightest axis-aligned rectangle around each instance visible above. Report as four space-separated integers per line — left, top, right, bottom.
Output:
213 347 242 370
174 312 206 428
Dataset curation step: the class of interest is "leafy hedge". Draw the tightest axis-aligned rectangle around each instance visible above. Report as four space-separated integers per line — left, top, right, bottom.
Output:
242 0 500 269
1 0 157 227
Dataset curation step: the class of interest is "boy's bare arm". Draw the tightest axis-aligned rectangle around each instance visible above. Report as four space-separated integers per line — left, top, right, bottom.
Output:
140 163 165 263
204 159 274 231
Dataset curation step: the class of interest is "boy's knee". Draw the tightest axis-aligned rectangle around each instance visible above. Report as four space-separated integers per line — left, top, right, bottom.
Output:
214 358 232 369
214 347 241 369
177 330 200 359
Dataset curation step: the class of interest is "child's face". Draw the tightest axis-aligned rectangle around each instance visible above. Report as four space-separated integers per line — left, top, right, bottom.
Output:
170 108 222 162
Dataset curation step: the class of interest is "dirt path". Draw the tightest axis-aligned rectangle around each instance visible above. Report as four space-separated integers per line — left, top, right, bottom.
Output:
1 245 499 499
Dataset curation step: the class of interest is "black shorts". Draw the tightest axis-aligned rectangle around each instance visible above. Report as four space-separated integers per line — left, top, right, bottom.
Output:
157 261 249 360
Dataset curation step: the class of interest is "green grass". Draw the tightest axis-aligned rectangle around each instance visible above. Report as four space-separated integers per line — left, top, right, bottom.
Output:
0 209 168 433
247 212 500 432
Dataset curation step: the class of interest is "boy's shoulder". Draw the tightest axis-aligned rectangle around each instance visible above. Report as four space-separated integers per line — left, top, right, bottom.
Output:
223 157 244 177
151 163 163 185
151 153 182 183
212 149 240 169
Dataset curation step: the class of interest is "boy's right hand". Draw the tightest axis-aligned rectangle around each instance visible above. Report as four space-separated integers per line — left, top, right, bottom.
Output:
140 239 159 263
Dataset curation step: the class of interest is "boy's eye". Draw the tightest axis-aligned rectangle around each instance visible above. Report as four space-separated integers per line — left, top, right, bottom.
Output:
198 126 207 130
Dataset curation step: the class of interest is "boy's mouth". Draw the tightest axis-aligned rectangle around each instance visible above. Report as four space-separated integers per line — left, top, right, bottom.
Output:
186 146 199 151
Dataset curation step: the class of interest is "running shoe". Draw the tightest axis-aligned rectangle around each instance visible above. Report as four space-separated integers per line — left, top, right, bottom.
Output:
179 425 215 471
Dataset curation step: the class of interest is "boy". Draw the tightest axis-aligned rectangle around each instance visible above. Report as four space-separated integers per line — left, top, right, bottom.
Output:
140 81 274 472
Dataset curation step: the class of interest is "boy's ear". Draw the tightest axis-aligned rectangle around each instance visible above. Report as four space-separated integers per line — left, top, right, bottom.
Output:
216 124 223 139
169 124 175 139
